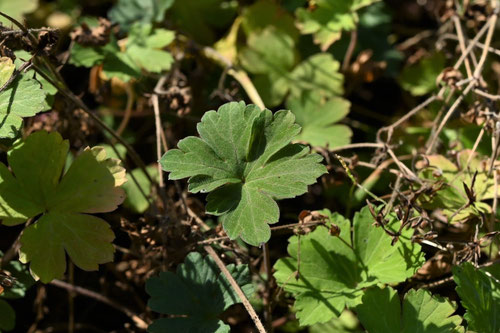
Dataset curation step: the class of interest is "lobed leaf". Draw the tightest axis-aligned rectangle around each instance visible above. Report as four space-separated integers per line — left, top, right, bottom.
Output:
146 252 253 333
273 207 425 325
161 102 326 246
356 287 463 333
453 262 500 333
0 131 126 282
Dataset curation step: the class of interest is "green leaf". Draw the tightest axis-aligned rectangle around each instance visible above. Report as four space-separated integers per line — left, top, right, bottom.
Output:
453 262 500 333
0 75 48 139
0 131 126 282
125 23 175 73
417 150 497 222
241 0 299 42
69 44 105 67
169 0 237 45
0 0 38 25
0 58 15 87
0 259 35 300
123 166 159 213
160 102 326 246
0 299 15 332
146 252 254 333
239 30 344 107
108 0 174 31
287 92 351 148
309 310 363 333
296 0 380 51
273 207 424 325
356 287 463 333
399 52 445 96
289 54 344 100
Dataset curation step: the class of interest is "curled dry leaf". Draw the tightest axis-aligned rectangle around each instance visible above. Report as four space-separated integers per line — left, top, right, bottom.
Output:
71 18 112 47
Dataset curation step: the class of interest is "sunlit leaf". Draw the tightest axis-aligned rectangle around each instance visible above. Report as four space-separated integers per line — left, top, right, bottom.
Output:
356 287 463 333
160 102 326 245
0 131 126 282
274 207 424 325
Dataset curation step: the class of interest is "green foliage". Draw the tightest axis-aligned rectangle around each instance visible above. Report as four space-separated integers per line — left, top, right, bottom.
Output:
108 0 174 31
287 93 351 148
146 252 253 333
273 207 424 325
70 24 174 81
399 52 445 96
169 0 238 45
0 131 126 282
0 251 35 332
160 102 326 246
417 150 496 222
0 300 15 332
0 0 38 25
0 58 48 139
356 287 463 333
309 310 362 333
296 0 381 51
123 166 159 213
453 262 500 333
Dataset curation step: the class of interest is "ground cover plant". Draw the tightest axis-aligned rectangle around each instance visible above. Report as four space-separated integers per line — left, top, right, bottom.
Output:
0 0 499 332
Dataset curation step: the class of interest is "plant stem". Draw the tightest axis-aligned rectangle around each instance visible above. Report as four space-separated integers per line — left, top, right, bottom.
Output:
203 245 267 333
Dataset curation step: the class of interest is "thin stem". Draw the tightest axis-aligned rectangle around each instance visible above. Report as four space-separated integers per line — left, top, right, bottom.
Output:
203 245 266 333
50 279 149 330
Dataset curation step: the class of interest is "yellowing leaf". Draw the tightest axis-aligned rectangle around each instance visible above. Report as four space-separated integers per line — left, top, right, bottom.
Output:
0 131 126 282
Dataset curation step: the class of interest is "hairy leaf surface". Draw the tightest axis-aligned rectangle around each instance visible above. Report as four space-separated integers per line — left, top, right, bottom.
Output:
273 207 424 325
356 287 463 333
160 102 326 245
453 262 500 333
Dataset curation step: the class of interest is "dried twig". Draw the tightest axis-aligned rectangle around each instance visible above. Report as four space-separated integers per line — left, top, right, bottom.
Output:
203 245 266 333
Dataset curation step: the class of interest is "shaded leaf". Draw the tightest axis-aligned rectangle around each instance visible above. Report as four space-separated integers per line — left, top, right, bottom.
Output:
453 262 500 333
296 0 380 51
286 92 351 148
399 52 445 96
146 252 253 333
108 0 174 31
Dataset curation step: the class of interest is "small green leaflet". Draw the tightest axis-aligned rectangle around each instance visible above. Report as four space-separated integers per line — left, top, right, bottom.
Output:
296 0 381 51
108 0 174 32
273 207 424 326
453 262 500 333
70 23 174 81
356 287 463 333
286 92 352 148
399 52 445 96
146 252 253 333
0 57 48 139
417 150 496 222
0 131 126 282
160 102 326 246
